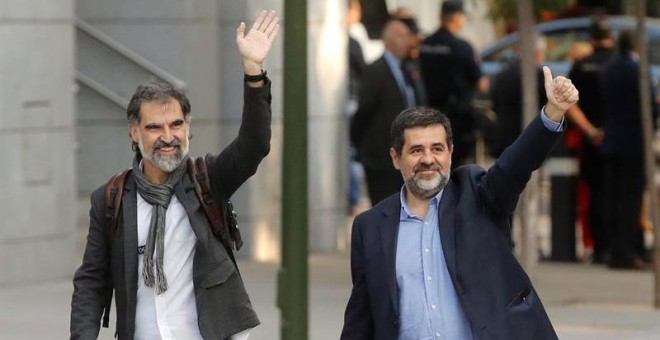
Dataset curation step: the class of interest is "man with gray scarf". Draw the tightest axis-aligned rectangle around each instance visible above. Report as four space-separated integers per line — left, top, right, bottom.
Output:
71 10 279 340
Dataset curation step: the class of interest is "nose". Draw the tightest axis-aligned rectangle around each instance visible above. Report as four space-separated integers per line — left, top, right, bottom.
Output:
420 149 434 164
160 126 174 143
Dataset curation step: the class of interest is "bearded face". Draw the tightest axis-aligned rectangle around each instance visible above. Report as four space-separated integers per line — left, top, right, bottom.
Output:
138 133 189 172
390 124 453 201
403 161 450 199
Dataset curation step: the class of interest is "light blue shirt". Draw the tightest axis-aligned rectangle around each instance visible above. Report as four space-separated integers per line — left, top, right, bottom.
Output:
383 50 416 107
396 189 473 340
395 111 563 340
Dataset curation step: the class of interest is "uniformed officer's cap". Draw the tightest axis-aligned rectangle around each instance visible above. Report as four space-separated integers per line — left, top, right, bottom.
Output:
441 0 464 16
589 18 611 40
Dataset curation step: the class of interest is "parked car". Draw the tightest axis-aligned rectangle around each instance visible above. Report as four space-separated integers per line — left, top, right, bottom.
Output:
480 15 660 78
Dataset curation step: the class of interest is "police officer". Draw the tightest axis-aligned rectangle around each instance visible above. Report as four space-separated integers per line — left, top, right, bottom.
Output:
419 0 481 167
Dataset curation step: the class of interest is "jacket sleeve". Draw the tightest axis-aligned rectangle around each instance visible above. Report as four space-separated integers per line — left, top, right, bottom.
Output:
350 62 381 148
210 80 273 198
71 189 112 339
480 115 562 219
341 217 374 339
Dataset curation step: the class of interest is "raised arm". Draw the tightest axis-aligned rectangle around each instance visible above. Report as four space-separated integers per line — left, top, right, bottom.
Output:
480 66 579 218
211 11 279 198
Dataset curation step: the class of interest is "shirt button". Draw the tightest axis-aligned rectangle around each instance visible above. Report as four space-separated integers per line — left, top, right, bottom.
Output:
427 276 432 281
436 332 441 337
424 248 430 253
424 222 428 225
431 304 436 309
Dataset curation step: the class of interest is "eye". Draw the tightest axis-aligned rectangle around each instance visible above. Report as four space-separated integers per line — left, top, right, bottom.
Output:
145 124 159 131
172 120 184 128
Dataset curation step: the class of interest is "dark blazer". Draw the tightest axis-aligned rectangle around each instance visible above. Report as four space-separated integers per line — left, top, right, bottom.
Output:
350 56 408 172
71 82 272 340
342 116 559 340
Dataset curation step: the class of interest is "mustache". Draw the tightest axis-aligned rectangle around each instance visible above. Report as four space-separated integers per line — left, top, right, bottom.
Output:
413 163 441 173
153 138 182 150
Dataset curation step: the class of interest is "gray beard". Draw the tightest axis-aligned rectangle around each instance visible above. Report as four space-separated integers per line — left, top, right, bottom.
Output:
404 169 450 200
138 139 189 173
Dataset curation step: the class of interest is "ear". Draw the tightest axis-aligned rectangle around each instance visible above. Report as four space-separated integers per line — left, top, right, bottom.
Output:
390 147 401 170
128 123 140 144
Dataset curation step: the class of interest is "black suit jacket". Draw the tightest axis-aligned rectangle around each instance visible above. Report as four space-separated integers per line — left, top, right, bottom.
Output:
342 116 559 340
71 82 272 340
350 56 408 172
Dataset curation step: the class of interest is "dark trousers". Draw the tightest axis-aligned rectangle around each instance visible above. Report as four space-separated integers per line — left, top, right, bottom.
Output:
364 168 403 205
603 156 645 262
580 145 608 258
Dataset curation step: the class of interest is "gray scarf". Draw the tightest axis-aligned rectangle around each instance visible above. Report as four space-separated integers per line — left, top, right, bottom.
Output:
132 155 188 294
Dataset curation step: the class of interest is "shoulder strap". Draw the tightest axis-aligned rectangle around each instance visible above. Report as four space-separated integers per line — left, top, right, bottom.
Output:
187 156 241 268
100 169 131 329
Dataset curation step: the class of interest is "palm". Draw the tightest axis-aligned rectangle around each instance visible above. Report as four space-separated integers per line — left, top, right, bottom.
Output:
236 11 279 65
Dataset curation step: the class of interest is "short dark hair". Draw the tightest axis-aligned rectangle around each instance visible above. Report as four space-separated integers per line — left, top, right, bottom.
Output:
441 0 464 17
126 78 191 124
617 29 636 55
390 107 453 155
589 18 612 41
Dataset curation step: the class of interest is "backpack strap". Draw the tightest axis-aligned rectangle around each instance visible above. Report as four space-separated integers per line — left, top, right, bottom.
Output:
187 156 241 268
103 169 131 243
100 169 131 329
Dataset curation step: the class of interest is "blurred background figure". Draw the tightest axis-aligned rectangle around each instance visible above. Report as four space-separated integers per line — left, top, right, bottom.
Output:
566 18 615 264
600 30 657 270
347 0 368 215
350 19 424 205
419 0 483 168
568 41 593 64
348 0 384 64
488 34 548 158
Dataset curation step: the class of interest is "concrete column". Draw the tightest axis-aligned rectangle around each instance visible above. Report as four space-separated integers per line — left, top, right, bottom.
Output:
0 0 77 283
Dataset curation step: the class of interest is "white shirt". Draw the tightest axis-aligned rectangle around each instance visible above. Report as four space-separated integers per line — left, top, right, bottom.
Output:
134 193 253 340
135 193 203 340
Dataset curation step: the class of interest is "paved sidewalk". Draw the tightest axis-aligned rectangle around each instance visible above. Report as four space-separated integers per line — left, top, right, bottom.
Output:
2 253 660 339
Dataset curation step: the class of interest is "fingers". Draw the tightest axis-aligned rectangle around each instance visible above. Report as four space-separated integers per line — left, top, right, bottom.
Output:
251 10 268 32
264 14 280 39
268 23 280 41
236 22 246 42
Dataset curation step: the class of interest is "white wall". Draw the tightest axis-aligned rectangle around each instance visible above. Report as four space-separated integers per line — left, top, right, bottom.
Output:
0 0 77 283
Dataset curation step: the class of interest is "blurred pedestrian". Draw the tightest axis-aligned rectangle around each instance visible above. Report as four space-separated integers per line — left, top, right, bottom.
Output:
600 30 656 270
419 0 482 168
489 34 548 158
347 0 367 214
351 19 426 205
341 66 577 340
566 19 615 263
70 11 279 339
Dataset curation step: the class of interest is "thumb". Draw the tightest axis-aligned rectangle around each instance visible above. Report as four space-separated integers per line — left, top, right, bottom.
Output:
542 66 554 100
236 22 246 43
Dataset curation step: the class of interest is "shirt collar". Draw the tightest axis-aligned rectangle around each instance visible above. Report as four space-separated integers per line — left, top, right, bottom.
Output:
399 186 444 219
383 50 402 67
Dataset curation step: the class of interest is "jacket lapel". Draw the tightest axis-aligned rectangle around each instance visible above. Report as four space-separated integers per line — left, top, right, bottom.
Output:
438 182 459 285
173 175 210 248
122 175 139 327
378 196 402 317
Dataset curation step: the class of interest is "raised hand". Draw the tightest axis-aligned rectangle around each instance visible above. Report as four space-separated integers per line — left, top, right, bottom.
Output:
236 10 280 75
543 66 579 121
